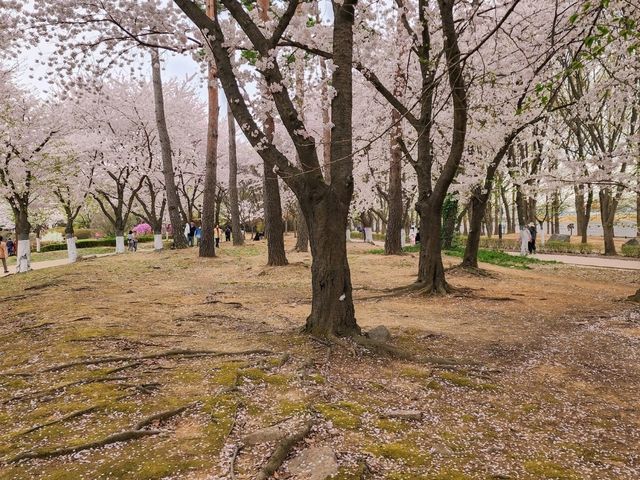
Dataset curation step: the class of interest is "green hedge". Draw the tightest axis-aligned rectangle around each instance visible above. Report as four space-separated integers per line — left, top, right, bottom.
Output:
622 244 640 258
40 235 154 253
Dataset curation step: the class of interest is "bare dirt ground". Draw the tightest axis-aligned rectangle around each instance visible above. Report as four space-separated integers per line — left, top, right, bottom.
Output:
0 237 639 480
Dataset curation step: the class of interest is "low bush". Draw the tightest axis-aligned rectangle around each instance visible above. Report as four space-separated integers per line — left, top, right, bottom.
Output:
40 235 154 252
622 244 640 258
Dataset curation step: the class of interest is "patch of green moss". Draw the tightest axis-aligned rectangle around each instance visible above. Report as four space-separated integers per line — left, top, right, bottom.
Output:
425 379 442 390
240 367 290 385
203 392 238 451
438 371 497 391
331 464 373 479
307 373 326 384
523 459 579 479
316 401 366 429
278 399 308 416
211 361 245 387
399 366 431 380
374 418 409 433
366 440 430 467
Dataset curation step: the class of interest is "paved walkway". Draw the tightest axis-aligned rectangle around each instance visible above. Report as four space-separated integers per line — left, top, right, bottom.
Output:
1 251 123 278
513 252 640 270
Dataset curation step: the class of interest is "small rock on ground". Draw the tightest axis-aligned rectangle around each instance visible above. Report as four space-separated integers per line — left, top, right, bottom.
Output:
368 325 391 342
288 446 338 480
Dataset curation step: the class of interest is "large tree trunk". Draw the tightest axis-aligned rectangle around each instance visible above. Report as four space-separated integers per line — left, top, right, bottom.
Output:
385 108 403 255
294 202 309 252
417 202 448 293
199 0 219 258
150 49 187 250
462 195 484 269
302 195 359 337
263 160 288 266
600 188 618 256
227 107 243 246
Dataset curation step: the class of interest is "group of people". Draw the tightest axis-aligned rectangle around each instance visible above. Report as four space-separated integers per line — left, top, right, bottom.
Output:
520 223 538 255
185 222 233 248
0 235 13 273
127 230 138 252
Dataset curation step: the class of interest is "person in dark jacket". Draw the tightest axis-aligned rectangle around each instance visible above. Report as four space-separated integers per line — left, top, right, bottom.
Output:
528 223 537 254
225 225 231 242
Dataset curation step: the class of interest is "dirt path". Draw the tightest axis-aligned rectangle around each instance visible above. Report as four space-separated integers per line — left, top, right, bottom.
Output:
0 238 638 479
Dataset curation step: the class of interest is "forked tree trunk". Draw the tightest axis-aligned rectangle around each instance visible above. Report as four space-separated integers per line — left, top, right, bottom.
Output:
199 0 219 258
301 196 359 337
227 107 243 246
417 203 448 293
150 49 187 250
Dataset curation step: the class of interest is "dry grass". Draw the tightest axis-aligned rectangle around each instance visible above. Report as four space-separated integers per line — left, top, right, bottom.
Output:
0 236 638 479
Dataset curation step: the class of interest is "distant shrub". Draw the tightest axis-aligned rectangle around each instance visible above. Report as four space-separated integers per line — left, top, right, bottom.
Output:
622 245 640 258
74 228 95 239
39 236 153 252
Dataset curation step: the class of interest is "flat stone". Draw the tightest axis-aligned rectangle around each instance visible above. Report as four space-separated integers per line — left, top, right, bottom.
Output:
368 325 391 343
288 446 338 480
382 409 423 421
623 238 639 246
430 443 453 456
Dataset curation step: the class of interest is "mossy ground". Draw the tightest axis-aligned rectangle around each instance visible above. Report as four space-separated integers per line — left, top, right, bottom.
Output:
0 237 638 478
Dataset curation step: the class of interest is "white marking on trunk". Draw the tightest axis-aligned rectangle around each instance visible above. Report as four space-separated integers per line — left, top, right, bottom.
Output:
36 237 41 253
339 293 346 301
346 228 351 242
153 234 163 251
16 239 31 273
364 227 373 243
67 237 77 263
115 236 125 254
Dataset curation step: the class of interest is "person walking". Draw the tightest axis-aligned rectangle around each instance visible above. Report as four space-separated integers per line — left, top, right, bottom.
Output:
0 236 9 273
127 230 136 252
6 237 15 256
520 225 531 256
528 223 537 254
225 225 231 242
214 224 221 248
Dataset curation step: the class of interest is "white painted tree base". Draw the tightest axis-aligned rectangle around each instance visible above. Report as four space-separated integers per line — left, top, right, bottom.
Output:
67 237 77 263
364 227 373 243
115 236 125 254
36 238 41 253
346 229 351 242
401 232 406 248
153 234 163 251
16 239 31 273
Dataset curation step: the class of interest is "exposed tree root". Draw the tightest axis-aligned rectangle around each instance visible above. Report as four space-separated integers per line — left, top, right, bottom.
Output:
255 420 314 480
628 289 640 303
103 362 141 375
18 322 55 333
134 404 193 430
228 444 242 480
7 403 191 464
352 335 413 360
446 264 497 278
24 282 59 291
17 405 99 436
3 376 129 404
40 348 273 373
6 429 162 463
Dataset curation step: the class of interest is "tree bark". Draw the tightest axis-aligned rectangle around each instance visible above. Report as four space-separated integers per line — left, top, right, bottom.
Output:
294 202 309 252
259 0 287 266
600 188 618 256
301 194 359 337
227 106 243 246
385 108 403 255
150 49 187 250
199 0 220 258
